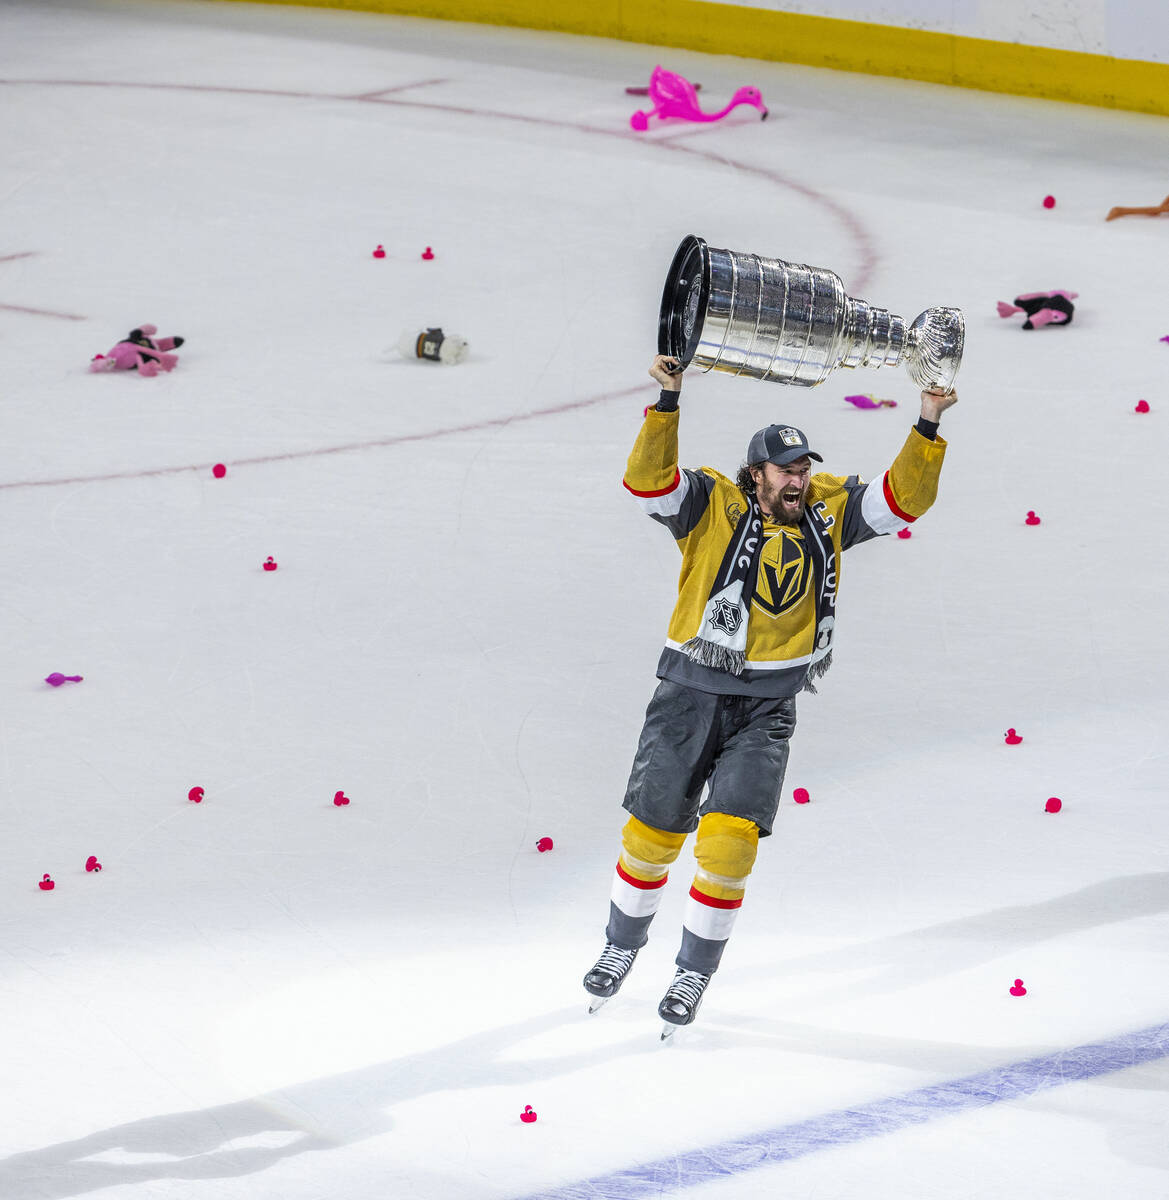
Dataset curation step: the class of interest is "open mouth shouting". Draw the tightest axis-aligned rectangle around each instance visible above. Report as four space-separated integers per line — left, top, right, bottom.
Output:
777 483 806 518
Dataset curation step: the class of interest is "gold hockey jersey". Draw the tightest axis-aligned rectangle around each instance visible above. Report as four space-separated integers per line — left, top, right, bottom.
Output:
623 408 947 697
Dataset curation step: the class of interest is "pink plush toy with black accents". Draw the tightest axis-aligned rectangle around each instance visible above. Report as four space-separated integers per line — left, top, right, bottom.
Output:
996 291 1077 330
90 325 185 376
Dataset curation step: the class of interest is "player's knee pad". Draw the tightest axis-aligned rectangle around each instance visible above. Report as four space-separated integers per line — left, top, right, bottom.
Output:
694 813 759 881
621 815 686 868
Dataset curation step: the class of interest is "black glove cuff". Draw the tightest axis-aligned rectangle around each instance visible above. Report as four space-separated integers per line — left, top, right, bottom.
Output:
654 389 679 413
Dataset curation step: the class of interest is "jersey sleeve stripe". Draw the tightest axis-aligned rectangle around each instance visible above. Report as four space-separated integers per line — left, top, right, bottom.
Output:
627 469 693 519
855 474 907 535
882 470 917 523
624 469 681 499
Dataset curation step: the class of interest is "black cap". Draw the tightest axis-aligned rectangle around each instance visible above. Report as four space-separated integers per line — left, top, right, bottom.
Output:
746 424 823 467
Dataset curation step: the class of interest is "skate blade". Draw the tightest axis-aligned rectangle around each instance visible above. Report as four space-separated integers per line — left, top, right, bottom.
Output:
587 995 610 1015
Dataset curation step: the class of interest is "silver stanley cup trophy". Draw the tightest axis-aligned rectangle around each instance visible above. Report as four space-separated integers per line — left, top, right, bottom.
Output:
659 235 963 393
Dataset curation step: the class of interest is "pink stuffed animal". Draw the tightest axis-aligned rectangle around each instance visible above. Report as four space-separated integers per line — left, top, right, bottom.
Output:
90 325 184 376
996 292 1077 330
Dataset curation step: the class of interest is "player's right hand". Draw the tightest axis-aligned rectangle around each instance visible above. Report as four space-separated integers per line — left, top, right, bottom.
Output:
649 354 683 390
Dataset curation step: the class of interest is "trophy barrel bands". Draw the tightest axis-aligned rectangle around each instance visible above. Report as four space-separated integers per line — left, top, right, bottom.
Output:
841 300 907 371
761 257 849 386
658 235 964 390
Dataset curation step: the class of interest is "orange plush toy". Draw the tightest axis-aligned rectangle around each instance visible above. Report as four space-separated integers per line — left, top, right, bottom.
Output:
1105 195 1169 221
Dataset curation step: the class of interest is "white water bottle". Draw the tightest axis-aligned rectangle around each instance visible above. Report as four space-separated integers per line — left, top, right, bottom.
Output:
396 327 469 365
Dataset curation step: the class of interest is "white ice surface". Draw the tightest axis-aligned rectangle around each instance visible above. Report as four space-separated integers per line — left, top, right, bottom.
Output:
1 2 1167 1198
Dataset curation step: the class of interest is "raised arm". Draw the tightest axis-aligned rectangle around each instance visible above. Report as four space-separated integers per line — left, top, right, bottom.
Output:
839 387 955 546
624 355 715 539
878 386 955 524
624 355 685 497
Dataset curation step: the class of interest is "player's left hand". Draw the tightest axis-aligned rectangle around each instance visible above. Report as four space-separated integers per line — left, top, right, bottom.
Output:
920 387 958 422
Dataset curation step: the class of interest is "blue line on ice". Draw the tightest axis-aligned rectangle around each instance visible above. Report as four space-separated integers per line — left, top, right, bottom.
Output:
516 1021 1169 1198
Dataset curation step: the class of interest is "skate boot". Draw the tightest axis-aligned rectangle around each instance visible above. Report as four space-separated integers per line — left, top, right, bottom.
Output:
583 942 640 1013
658 967 711 1039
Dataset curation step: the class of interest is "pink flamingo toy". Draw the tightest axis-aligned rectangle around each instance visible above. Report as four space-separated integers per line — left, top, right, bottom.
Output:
630 66 767 131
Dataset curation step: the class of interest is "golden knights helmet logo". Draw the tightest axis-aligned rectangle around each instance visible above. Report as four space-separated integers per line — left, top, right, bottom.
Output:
752 529 812 617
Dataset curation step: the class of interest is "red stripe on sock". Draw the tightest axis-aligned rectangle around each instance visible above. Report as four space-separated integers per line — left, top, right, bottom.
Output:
688 884 743 910
616 861 669 890
623 469 680 498
882 470 916 523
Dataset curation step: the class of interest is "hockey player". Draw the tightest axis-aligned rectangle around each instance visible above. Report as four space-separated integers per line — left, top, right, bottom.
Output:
584 353 957 1036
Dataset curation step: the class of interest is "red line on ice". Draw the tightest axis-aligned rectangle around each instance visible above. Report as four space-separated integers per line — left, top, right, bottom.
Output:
0 77 882 487
0 77 878 290
349 78 450 99
0 385 647 491
0 301 86 320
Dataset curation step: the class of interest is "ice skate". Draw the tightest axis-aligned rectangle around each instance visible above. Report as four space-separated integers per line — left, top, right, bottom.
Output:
583 942 639 1013
658 967 711 1039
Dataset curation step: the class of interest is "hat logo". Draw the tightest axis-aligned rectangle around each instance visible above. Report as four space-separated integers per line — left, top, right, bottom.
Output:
778 427 802 447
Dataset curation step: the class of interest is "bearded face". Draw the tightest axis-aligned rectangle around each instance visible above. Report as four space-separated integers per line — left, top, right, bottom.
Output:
751 457 812 525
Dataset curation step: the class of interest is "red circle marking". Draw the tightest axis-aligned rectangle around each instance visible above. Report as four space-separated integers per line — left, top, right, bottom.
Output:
0 78 879 492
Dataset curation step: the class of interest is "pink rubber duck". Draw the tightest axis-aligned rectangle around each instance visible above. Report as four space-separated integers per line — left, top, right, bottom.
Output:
631 66 767 131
